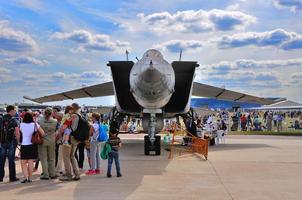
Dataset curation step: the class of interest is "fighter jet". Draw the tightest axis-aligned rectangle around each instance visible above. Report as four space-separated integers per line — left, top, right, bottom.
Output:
24 49 274 155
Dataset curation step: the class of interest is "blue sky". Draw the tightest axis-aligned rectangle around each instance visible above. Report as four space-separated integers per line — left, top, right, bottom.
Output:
0 0 302 105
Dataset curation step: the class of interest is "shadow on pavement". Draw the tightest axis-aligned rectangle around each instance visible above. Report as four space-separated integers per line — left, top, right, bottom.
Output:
209 143 272 152
73 139 171 200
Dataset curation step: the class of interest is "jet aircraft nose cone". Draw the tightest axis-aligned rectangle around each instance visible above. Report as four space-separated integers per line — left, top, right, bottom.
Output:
140 67 162 83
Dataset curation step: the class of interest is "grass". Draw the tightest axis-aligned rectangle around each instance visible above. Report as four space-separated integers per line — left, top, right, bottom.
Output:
229 131 302 136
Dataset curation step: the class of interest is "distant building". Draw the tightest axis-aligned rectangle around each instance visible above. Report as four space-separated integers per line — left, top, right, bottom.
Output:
17 103 52 111
191 98 262 110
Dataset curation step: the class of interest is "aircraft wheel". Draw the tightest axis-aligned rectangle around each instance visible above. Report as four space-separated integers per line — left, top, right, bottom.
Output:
155 135 161 155
144 136 150 155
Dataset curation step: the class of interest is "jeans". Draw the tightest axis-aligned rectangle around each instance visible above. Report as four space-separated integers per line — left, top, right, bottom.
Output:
107 151 121 175
90 140 102 170
0 140 17 180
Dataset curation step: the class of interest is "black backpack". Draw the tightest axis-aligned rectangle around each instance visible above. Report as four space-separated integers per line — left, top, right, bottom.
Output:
0 116 16 144
71 113 90 142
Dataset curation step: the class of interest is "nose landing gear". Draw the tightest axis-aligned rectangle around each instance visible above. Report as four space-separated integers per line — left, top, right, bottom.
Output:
144 113 161 155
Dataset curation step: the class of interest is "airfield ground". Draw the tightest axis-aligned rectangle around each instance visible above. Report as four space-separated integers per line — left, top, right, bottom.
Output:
0 134 302 200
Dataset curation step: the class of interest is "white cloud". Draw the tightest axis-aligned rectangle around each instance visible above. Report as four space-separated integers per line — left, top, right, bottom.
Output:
226 3 240 11
154 40 203 52
137 9 256 34
0 26 38 53
51 71 111 82
52 29 131 52
196 57 302 94
52 72 66 79
14 0 45 13
5 56 49 66
0 66 13 83
273 0 302 12
0 67 10 73
215 29 302 50
201 58 302 71
291 72 302 79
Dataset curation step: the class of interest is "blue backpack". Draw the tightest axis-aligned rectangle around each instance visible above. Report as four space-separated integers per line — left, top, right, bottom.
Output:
98 123 108 142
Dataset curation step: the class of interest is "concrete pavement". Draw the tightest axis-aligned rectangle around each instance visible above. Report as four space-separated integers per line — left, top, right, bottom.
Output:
1 134 302 200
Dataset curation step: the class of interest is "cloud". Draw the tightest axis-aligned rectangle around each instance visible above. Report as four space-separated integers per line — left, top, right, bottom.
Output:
137 9 256 34
52 72 66 79
51 71 111 82
0 67 11 73
196 57 302 91
290 72 302 85
0 66 12 83
52 30 131 52
207 9 255 31
226 3 240 11
14 0 45 13
291 72 302 79
154 40 203 52
0 23 37 53
273 0 302 12
5 56 49 65
215 29 302 50
201 58 302 72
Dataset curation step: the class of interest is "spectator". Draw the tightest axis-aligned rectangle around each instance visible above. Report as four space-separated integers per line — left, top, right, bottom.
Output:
128 119 136 133
54 111 64 175
240 114 247 131
266 113 273 131
52 106 62 173
75 142 85 171
196 119 203 138
60 103 83 181
38 107 58 180
277 113 283 132
107 131 122 178
20 112 45 183
0 105 20 182
86 113 102 175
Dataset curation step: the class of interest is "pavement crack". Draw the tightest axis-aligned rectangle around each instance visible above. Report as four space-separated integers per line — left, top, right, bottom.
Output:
208 160 234 200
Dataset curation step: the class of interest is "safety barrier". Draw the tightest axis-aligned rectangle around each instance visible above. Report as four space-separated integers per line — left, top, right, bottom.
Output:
167 125 208 160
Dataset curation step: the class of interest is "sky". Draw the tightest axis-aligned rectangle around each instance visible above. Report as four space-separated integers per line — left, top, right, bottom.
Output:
0 0 301 106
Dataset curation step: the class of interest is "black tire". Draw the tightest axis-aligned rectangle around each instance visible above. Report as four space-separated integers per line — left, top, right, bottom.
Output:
210 138 215 146
144 136 150 155
155 135 161 156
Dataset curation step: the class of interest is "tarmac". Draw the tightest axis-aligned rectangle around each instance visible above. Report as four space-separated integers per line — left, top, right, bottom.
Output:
1 134 302 200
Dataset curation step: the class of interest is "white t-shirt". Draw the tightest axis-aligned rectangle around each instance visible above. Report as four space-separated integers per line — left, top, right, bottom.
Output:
20 122 40 145
91 123 100 141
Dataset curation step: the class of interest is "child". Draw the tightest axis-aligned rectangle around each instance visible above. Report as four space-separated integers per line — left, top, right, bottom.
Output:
107 131 122 178
86 113 101 175
60 106 73 145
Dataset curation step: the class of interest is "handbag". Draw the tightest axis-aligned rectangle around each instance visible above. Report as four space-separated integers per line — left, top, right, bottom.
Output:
31 123 43 145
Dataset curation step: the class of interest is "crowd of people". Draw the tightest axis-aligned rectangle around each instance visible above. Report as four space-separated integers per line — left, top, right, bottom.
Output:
163 110 302 146
0 104 122 184
231 111 302 132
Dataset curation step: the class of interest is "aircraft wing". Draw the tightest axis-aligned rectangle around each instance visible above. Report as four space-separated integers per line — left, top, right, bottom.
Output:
192 82 274 105
24 82 114 103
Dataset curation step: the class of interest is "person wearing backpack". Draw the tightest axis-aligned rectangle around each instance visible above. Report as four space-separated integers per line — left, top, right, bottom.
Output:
85 113 103 175
0 105 20 182
107 130 122 178
60 103 89 181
